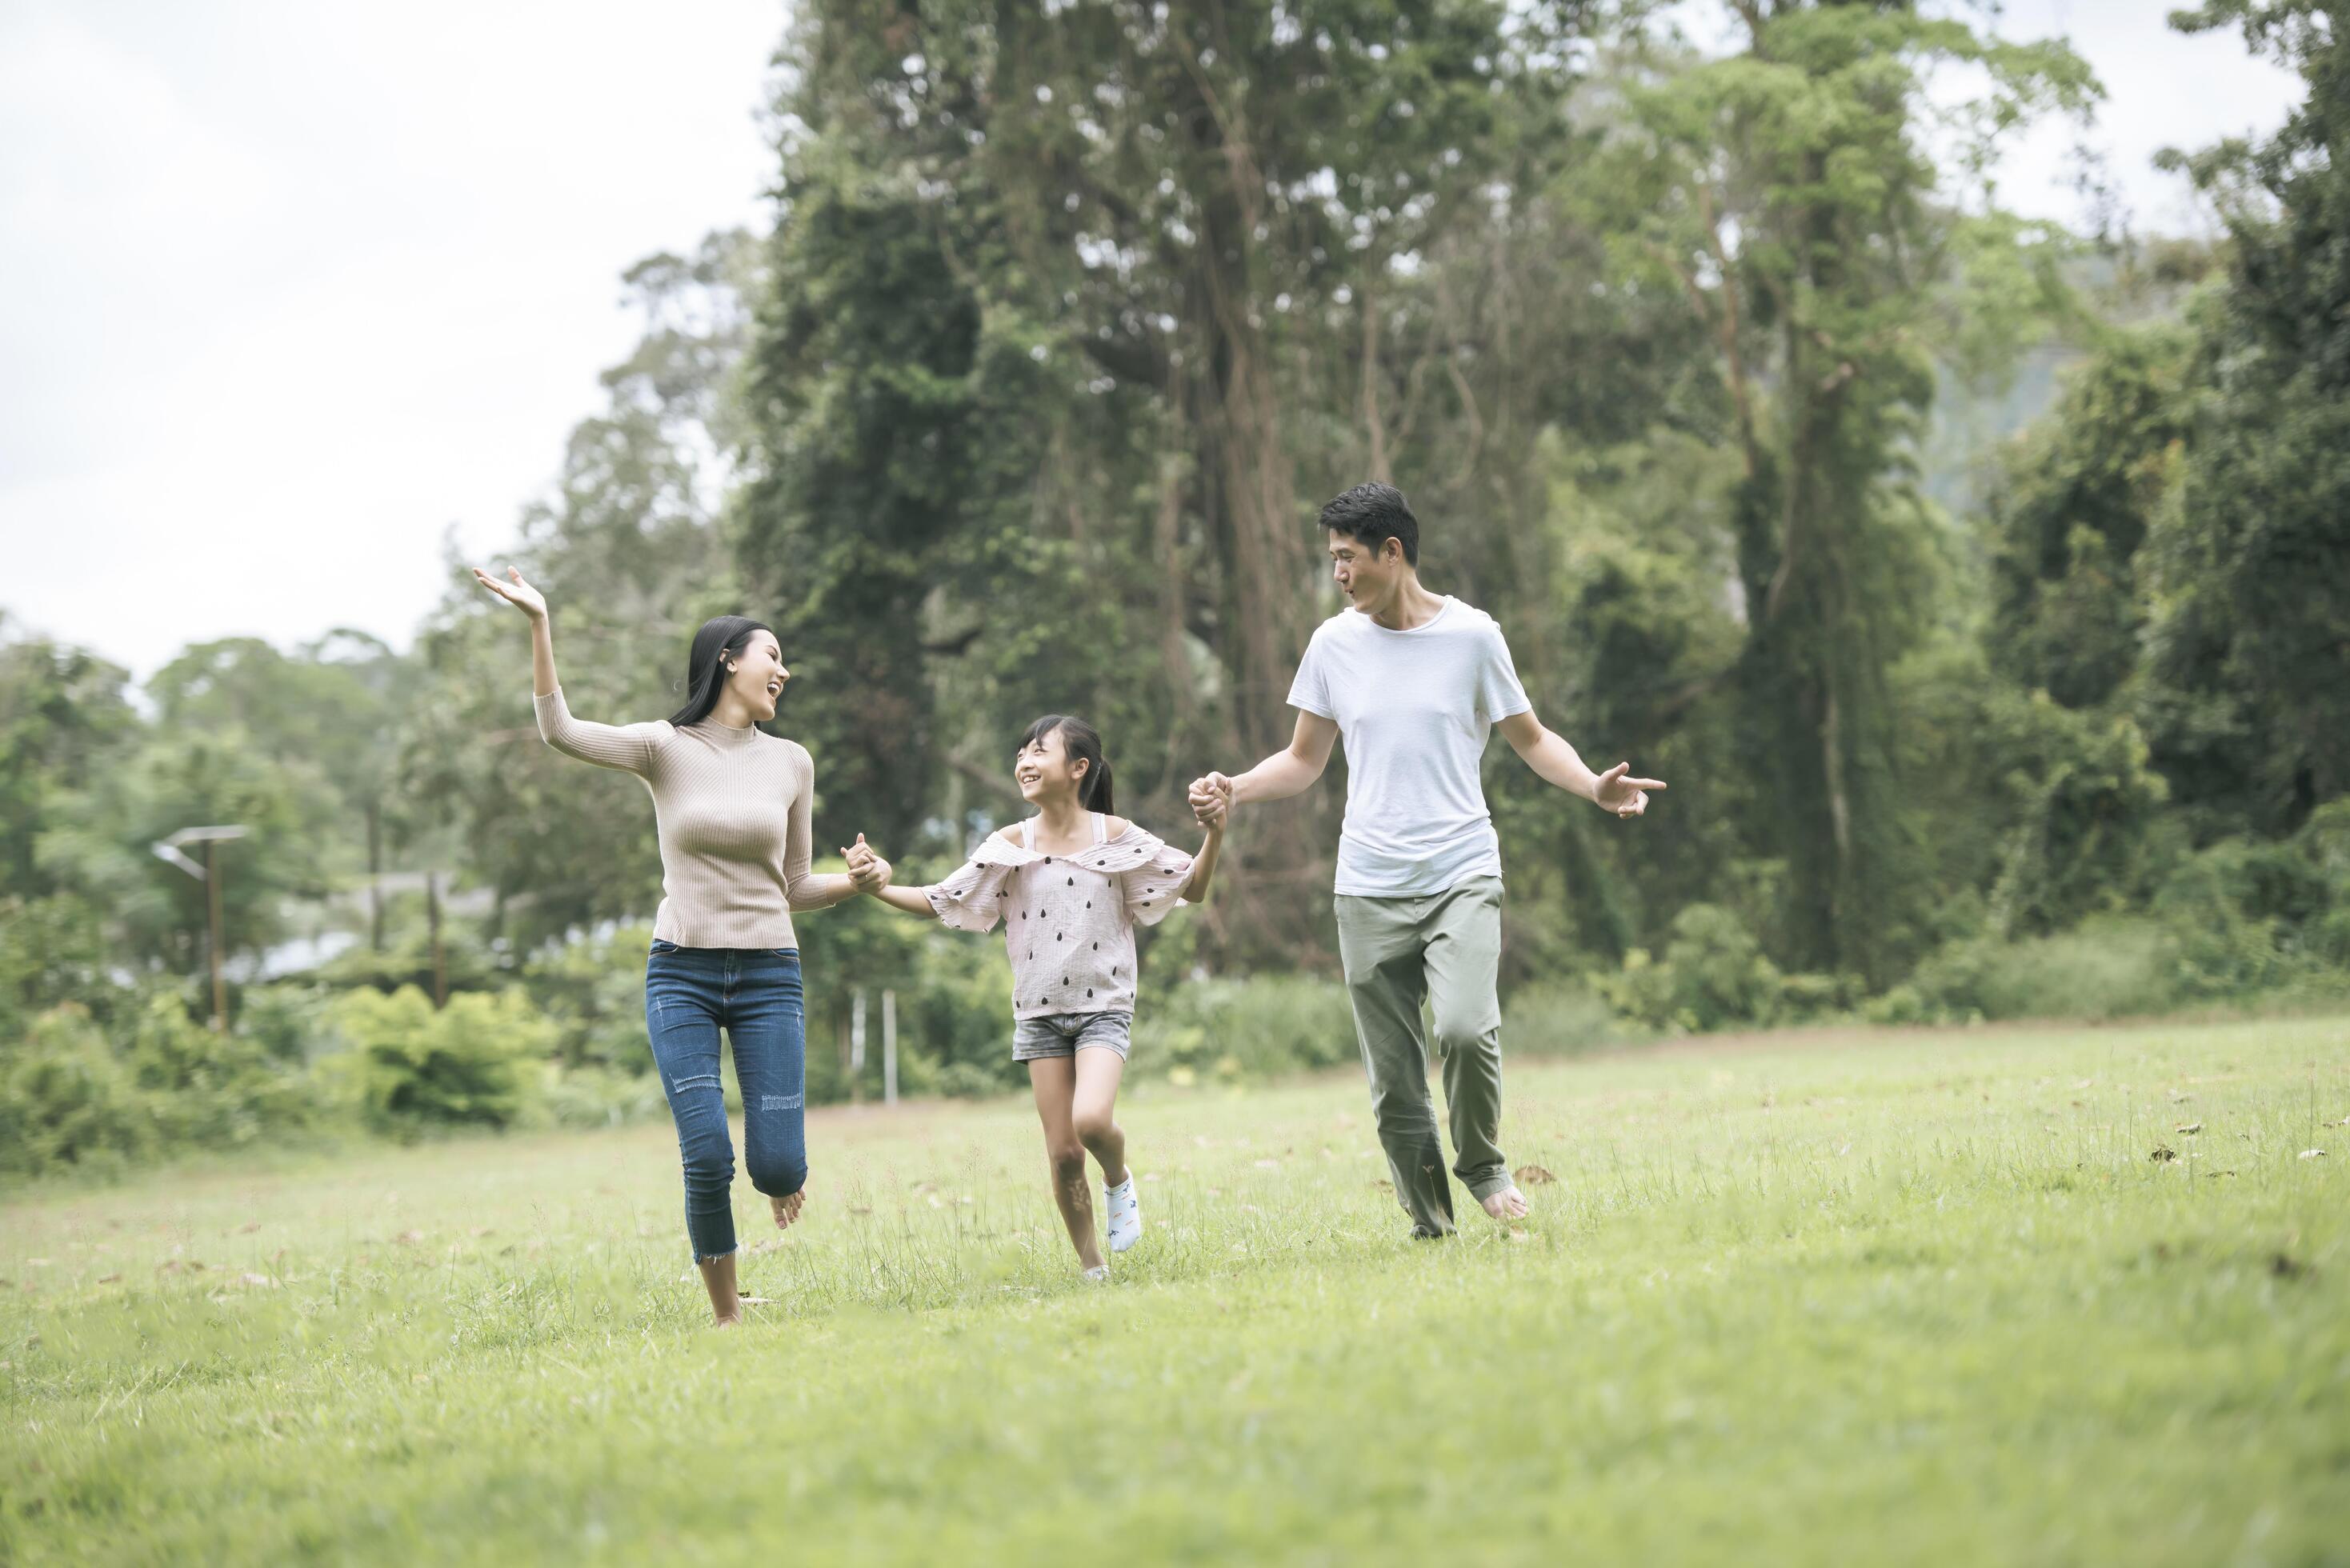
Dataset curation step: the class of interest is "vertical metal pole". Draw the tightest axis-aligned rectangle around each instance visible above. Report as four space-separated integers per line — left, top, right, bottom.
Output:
882 989 898 1106
850 988 867 1103
427 870 447 1010
366 801 384 952
204 840 227 1032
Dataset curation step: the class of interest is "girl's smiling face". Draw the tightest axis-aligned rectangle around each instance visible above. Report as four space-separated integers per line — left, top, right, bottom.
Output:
1014 724 1090 805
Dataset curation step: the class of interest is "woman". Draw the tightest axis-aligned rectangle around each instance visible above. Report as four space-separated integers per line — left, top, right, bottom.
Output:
474 566 877 1326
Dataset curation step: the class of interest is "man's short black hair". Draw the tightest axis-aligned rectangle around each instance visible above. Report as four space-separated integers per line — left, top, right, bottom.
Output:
1319 482 1419 566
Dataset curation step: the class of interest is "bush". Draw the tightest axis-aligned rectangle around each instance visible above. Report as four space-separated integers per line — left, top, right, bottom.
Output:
1594 905 1849 1034
334 986 549 1138
1136 975 1355 1084
1501 982 1621 1058
1899 918 2176 1023
125 990 313 1148
232 982 342 1064
522 923 659 1071
0 1004 150 1179
537 1062 670 1130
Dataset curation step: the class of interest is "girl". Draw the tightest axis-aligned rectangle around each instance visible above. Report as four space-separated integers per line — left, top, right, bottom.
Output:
472 566 882 1326
852 716 1223 1278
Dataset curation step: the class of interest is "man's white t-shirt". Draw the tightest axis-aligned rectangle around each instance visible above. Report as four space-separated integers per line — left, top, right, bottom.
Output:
1287 595 1532 898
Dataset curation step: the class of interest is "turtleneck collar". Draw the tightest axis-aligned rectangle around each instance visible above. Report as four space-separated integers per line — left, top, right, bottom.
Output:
691 715 762 746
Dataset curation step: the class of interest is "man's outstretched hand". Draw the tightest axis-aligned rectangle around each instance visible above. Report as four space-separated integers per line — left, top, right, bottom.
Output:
1592 762 1666 820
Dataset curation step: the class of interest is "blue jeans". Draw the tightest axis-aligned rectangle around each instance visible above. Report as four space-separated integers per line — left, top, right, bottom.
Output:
644 941 808 1262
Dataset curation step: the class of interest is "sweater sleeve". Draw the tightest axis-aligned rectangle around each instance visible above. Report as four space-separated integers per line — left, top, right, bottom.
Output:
779 744 842 913
534 687 664 777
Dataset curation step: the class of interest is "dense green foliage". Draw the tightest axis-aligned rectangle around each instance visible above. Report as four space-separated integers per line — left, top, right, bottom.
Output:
5 2 2348 1181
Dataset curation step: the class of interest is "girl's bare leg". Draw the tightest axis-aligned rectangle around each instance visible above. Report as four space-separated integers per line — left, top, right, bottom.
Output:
1071 1048 1129 1188
1029 1057 1104 1271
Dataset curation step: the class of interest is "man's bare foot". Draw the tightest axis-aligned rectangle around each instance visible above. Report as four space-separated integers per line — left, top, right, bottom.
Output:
714 1310 744 1330
771 1190 805 1230
1481 1186 1529 1221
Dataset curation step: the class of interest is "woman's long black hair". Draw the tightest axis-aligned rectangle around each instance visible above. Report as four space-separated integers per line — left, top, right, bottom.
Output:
1019 714 1115 815
667 614 777 727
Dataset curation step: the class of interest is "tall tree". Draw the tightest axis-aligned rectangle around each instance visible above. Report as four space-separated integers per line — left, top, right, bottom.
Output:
2142 0 2350 837
1589 2 2094 977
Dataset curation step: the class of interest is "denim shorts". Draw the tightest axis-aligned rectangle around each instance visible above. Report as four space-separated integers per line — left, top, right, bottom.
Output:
1011 1010 1133 1062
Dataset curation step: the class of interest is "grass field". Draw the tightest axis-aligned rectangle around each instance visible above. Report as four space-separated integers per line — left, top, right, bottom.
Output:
4 1015 2346 1564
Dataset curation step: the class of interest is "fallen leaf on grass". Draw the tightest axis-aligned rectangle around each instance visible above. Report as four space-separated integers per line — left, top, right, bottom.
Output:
396 1230 424 1245
2271 1253 2306 1280
238 1273 275 1289
2176 1122 2204 1135
239 1222 262 1234
739 1295 779 1306
96 1273 120 1284
2298 1149 2327 1160
155 1261 180 1274
2149 1145 2178 1163
1368 1179 1393 1190
1514 1164 1559 1186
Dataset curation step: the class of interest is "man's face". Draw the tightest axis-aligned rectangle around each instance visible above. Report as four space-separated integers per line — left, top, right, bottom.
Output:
1327 529 1403 606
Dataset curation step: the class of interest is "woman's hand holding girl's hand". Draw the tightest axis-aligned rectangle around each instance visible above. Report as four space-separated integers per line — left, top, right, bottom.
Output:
471 566 549 622
843 832 892 893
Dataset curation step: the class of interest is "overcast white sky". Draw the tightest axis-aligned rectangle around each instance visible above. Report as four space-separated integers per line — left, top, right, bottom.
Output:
0 2 2298 680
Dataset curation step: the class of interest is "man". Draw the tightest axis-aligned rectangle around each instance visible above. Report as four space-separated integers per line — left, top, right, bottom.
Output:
1191 482 1663 1236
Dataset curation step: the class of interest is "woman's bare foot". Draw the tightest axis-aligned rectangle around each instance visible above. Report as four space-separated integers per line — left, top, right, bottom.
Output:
771 1189 805 1230
1480 1186 1529 1221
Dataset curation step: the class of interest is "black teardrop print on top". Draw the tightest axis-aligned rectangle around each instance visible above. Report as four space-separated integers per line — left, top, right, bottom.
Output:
1091 942 1099 950
1067 877 1075 886
1087 988 1094 998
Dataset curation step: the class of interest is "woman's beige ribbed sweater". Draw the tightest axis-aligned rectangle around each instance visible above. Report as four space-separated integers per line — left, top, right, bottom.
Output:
534 686 837 950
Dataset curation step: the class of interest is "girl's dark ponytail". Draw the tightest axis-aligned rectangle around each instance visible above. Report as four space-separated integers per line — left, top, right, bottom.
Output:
1083 753 1115 815
1017 714 1114 816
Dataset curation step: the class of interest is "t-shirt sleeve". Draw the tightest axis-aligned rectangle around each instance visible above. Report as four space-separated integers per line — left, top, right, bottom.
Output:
1287 629 1336 718
1477 623 1533 723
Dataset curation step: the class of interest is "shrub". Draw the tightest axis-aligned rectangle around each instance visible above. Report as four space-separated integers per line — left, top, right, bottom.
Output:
537 1062 670 1130
1139 976 1355 1083
232 982 342 1064
1594 905 1844 1034
1901 918 2176 1022
334 986 549 1138
0 1004 149 1179
1500 983 1621 1058
125 990 312 1148
522 923 659 1071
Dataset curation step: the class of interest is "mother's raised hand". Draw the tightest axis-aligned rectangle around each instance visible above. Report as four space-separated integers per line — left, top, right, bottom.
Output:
471 566 548 622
